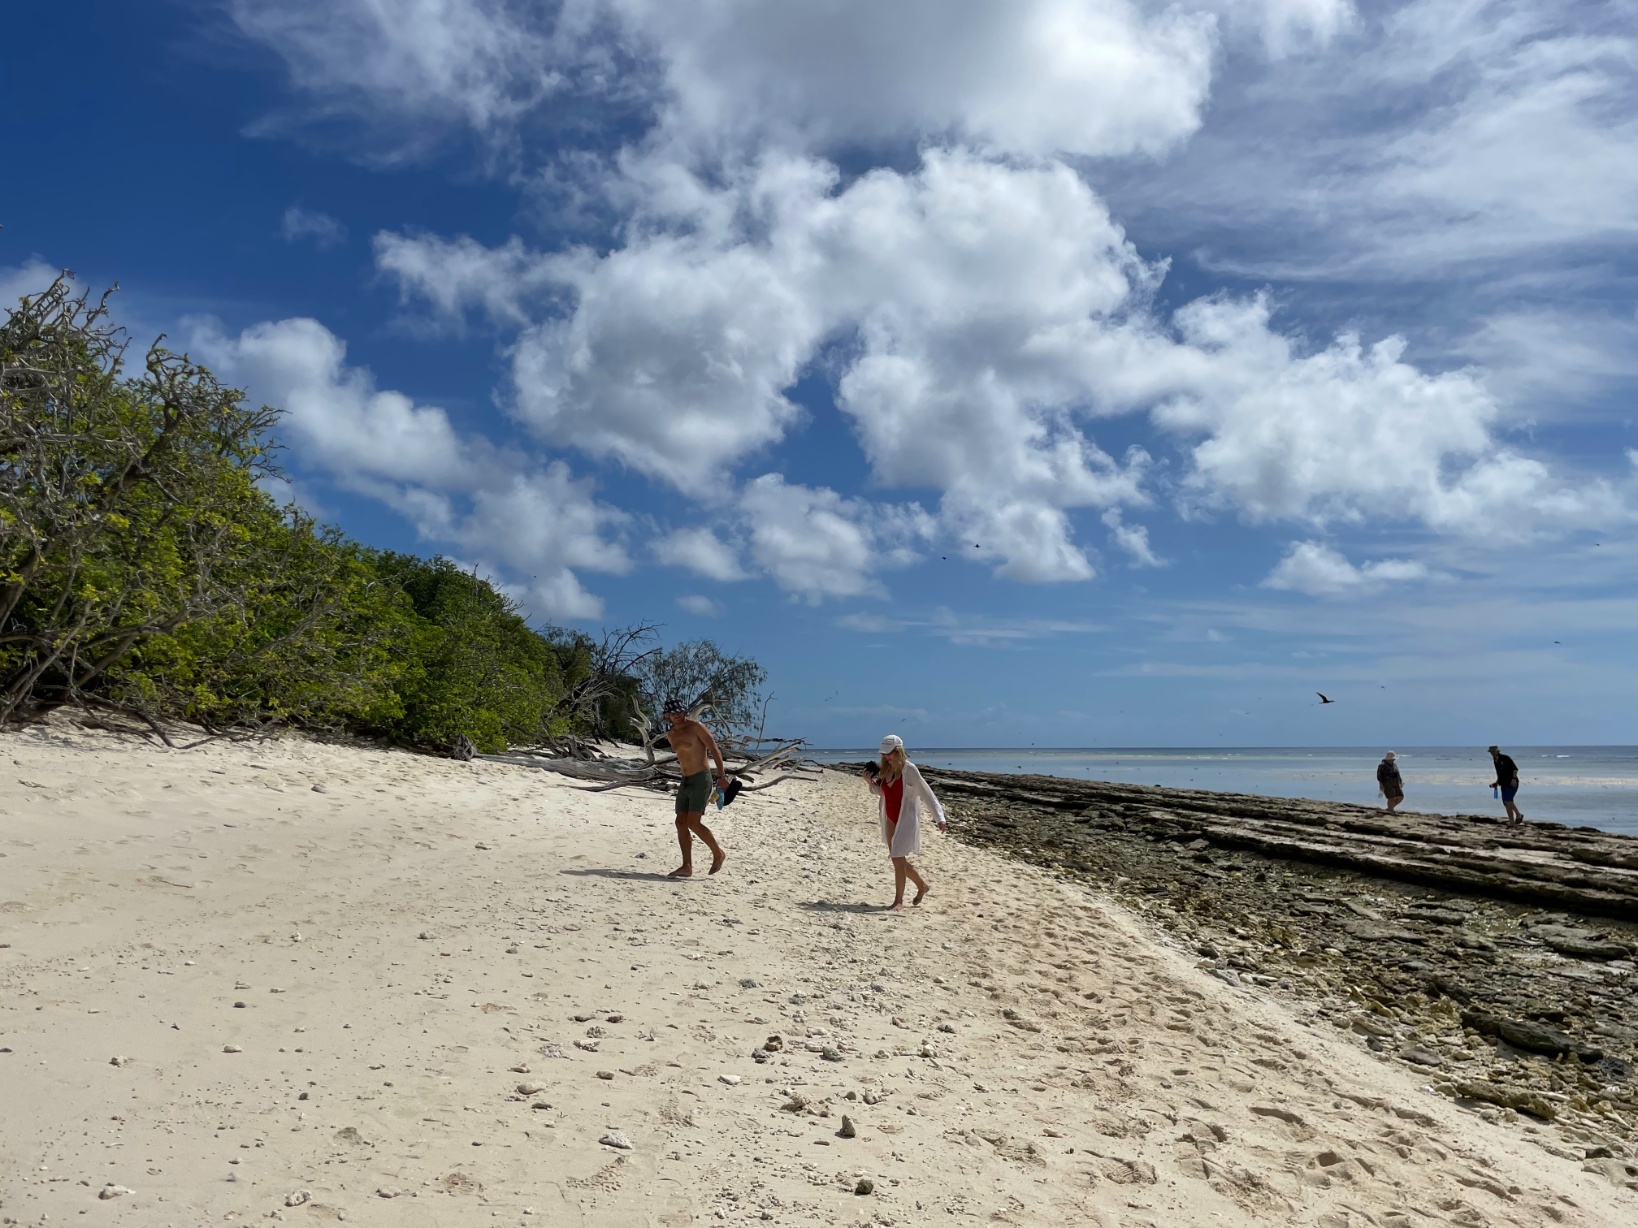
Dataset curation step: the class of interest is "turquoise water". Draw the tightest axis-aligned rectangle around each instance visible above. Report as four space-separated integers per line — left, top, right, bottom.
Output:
808 746 1638 836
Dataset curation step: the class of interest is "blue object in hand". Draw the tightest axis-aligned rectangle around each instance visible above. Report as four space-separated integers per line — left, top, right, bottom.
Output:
1492 786 1499 799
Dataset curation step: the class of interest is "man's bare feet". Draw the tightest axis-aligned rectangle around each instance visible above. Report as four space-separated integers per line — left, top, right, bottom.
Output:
708 850 726 875
913 886 930 905
668 865 693 878
887 900 904 911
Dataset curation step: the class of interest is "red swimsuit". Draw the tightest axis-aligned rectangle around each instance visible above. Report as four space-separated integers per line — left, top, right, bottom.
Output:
883 775 905 825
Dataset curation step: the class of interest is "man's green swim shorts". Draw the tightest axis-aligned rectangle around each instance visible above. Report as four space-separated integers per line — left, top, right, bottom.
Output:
675 770 713 814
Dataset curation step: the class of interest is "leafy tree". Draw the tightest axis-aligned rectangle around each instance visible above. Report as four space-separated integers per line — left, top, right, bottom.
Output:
542 621 659 750
1 275 770 759
367 553 568 753
108 514 412 733
634 639 767 735
1 277 280 722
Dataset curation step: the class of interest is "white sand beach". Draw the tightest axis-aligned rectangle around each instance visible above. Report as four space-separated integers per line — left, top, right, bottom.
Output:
1 725 1632 1227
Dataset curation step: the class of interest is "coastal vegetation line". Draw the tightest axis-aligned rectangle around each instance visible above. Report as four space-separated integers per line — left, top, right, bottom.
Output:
0 278 764 754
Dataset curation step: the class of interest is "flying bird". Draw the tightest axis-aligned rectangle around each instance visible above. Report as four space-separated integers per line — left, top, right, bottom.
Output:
1317 692 1335 704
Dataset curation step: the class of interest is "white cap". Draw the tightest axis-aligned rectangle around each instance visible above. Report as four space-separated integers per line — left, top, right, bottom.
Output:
879 734 904 755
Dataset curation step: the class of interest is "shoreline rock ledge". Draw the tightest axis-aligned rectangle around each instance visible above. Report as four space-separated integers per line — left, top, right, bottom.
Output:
921 768 1638 918
907 765 1638 1158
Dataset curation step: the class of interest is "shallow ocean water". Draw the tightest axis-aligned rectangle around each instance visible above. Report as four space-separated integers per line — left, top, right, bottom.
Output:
809 746 1638 837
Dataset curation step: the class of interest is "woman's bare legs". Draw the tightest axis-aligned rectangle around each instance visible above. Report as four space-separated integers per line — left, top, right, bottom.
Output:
890 856 928 909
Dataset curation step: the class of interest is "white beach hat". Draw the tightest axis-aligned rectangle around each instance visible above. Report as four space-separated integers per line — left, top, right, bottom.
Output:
879 734 904 755
1385 750 1396 760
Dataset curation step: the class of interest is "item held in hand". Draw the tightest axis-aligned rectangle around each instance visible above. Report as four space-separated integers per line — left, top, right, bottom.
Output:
717 779 744 809
863 762 880 779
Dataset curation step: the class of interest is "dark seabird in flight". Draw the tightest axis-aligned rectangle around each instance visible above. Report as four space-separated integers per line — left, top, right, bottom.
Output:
1317 692 1335 704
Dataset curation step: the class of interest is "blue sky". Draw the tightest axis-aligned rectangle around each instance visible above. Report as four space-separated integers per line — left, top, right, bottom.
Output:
4 0 1635 747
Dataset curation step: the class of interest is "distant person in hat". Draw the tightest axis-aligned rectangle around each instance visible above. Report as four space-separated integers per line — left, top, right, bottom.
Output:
662 697 730 877
1376 751 1404 814
860 734 948 910
1488 745 1524 826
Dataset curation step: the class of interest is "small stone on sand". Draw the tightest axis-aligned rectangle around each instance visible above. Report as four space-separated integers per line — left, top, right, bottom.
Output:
98 1185 132 1200
599 1131 633 1150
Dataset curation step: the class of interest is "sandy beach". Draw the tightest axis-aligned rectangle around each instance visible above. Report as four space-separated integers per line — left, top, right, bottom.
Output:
2 724 1633 1227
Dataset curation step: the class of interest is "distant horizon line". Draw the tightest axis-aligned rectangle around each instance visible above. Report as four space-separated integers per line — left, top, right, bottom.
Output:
806 744 1638 753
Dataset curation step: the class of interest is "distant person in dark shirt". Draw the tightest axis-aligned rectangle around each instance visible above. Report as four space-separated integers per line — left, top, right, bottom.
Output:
1488 745 1524 825
1376 751 1403 814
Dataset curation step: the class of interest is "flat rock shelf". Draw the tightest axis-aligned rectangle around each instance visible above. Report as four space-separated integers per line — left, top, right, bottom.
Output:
911 765 1638 1166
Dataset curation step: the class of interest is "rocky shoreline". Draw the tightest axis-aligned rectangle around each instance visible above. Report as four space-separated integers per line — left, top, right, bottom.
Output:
905 764 1638 1182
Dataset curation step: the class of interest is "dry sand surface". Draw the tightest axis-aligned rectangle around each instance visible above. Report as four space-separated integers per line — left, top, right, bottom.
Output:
1 725 1632 1228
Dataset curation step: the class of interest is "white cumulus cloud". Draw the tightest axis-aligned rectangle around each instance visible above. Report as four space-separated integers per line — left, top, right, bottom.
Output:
654 527 748 582
228 0 1635 605
676 593 725 617
1262 540 1429 598
738 475 932 603
188 315 628 619
0 259 62 309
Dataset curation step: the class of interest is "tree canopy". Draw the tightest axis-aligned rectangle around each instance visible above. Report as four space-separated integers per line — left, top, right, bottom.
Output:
1 277 767 755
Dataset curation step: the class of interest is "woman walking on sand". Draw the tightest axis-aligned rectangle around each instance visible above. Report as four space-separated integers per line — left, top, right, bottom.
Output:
1376 751 1404 815
861 734 948 910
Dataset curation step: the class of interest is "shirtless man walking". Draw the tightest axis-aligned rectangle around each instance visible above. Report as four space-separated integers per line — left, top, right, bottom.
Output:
662 698 729 877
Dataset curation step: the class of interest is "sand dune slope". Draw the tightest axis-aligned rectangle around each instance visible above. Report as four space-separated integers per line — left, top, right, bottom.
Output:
1 726 1631 1227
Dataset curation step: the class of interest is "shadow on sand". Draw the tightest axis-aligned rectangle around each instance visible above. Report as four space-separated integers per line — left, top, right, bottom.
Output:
560 867 686 883
797 900 882 914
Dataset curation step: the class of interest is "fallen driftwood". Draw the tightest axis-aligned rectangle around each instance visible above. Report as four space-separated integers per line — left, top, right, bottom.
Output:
915 767 1638 921
477 737 820 797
